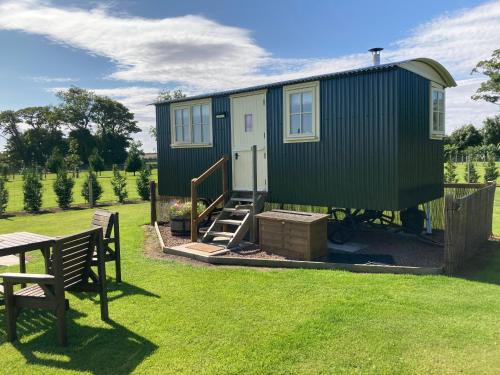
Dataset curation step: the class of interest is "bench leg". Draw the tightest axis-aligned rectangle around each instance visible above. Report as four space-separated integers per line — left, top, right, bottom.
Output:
4 284 17 342
115 247 122 283
19 252 26 289
114 216 122 283
56 303 67 346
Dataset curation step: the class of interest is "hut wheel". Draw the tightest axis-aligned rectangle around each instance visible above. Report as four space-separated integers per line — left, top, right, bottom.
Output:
327 208 357 244
367 210 395 228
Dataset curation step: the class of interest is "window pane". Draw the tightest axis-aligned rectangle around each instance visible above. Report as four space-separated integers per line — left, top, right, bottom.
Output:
439 113 445 132
433 113 439 131
192 105 201 125
245 114 253 132
193 124 202 143
302 92 313 113
202 125 209 143
438 92 445 112
182 108 189 125
175 126 182 142
432 91 438 112
302 113 312 134
290 93 301 114
175 109 182 125
290 114 301 134
201 104 209 124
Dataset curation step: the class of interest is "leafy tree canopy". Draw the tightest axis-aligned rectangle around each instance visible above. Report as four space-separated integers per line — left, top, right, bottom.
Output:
472 49 500 105
449 124 483 151
481 115 500 146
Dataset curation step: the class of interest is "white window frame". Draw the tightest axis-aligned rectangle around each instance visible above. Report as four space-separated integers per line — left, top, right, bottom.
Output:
170 99 213 148
429 82 445 140
283 81 320 143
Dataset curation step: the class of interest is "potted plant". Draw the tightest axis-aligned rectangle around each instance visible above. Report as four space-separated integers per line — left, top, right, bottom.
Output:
168 200 205 236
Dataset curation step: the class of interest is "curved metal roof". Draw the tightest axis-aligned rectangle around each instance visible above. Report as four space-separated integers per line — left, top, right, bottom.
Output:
154 58 456 105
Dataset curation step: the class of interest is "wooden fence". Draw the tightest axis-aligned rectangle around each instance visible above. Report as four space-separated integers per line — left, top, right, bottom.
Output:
443 182 496 275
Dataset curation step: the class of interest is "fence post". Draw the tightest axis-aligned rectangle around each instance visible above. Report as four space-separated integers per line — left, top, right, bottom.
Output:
88 175 94 209
150 181 157 226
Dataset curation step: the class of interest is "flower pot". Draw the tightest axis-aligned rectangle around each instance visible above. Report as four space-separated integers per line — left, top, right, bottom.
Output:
170 215 191 236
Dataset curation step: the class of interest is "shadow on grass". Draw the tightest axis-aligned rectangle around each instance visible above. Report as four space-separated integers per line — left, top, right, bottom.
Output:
0 309 157 374
456 238 500 285
73 280 161 304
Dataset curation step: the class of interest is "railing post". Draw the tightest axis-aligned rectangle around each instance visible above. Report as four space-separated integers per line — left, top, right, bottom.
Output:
150 181 157 225
251 145 258 243
222 156 228 204
191 179 198 242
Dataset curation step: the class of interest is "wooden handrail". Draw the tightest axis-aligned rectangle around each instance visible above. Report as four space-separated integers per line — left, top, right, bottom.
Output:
191 156 229 242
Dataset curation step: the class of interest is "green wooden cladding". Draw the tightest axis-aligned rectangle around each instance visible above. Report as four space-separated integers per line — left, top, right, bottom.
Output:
156 67 443 211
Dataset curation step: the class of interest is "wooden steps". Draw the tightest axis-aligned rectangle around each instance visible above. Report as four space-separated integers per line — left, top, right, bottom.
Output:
201 192 264 248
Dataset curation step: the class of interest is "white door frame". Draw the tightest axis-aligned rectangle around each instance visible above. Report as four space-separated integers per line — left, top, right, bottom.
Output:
230 90 268 191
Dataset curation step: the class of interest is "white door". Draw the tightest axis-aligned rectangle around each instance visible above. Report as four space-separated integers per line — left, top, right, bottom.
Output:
230 91 268 191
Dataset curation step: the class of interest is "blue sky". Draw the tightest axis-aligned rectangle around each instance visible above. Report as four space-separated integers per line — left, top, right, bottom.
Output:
0 0 499 151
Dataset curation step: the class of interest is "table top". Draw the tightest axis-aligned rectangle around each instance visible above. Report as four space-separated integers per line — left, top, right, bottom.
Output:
0 232 55 254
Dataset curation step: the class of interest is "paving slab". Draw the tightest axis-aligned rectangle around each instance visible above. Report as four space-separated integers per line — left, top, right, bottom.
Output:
328 241 368 253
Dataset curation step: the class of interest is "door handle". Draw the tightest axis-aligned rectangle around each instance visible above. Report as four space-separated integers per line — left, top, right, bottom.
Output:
234 152 239 160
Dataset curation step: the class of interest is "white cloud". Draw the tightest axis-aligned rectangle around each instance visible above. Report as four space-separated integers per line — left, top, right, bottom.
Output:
24 75 79 83
446 78 498 133
1 0 499 150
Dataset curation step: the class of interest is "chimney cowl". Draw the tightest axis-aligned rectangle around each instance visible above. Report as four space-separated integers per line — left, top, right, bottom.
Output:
368 47 383 66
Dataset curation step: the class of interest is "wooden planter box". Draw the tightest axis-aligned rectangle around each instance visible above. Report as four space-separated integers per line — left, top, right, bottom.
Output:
170 215 191 236
256 210 329 260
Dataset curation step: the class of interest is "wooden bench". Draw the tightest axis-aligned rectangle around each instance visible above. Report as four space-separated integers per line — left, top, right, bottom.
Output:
0 228 109 346
91 209 122 283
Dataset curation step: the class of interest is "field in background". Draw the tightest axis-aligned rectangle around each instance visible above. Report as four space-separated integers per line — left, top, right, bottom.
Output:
3 169 158 212
2 163 499 233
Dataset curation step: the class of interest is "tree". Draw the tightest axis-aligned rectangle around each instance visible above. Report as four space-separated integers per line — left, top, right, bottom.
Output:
81 170 103 205
88 148 105 175
23 168 43 212
156 89 186 103
464 159 479 183
68 128 96 164
111 165 128 203
46 147 65 173
0 176 8 215
136 165 152 200
53 165 74 209
0 163 8 180
472 49 500 105
449 124 483 151
444 144 459 161
481 115 500 146
56 86 95 130
91 96 140 138
484 155 499 182
0 110 26 165
66 138 82 177
444 159 458 183
125 141 144 176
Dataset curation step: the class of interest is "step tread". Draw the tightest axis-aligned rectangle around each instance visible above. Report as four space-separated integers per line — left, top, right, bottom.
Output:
230 197 254 202
207 231 234 238
223 208 250 213
217 219 244 225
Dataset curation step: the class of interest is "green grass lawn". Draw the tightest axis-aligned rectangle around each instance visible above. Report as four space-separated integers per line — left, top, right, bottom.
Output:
1 203 500 374
3 169 158 212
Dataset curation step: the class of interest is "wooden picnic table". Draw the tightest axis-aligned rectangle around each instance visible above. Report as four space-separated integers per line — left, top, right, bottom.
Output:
0 232 55 293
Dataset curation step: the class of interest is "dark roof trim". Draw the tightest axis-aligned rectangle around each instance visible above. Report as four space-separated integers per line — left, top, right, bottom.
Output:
154 58 456 106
